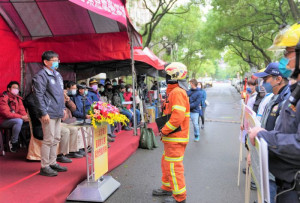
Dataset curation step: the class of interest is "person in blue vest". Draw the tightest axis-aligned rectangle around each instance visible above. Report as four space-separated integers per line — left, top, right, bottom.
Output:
187 79 202 141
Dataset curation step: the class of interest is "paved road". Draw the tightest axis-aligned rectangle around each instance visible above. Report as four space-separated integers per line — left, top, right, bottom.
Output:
70 83 256 203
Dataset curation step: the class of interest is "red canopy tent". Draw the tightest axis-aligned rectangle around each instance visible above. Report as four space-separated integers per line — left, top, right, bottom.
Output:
0 0 143 92
0 0 165 135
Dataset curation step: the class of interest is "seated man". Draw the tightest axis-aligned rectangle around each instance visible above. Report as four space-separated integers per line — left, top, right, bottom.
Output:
88 78 101 102
0 81 29 152
112 85 133 131
71 84 93 120
57 89 84 163
66 81 77 97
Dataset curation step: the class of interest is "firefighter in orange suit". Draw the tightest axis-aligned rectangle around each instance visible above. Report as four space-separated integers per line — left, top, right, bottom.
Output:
152 62 190 203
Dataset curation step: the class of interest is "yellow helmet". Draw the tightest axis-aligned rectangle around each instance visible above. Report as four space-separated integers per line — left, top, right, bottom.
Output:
268 23 300 50
165 62 187 80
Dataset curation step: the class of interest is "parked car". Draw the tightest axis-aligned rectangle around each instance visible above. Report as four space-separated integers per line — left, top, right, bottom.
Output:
202 77 213 87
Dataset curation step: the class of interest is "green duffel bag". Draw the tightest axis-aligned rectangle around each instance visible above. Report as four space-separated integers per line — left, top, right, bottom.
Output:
148 127 158 148
139 123 158 150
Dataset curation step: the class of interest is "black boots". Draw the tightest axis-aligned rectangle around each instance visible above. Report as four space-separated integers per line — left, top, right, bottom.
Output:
152 188 172 196
152 189 186 203
164 196 186 203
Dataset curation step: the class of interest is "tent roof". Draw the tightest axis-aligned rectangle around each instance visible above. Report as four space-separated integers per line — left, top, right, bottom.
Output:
134 48 165 71
0 0 138 42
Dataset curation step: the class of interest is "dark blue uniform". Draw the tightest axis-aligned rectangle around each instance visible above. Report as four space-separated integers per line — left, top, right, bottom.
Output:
71 94 93 119
258 83 300 202
88 90 100 103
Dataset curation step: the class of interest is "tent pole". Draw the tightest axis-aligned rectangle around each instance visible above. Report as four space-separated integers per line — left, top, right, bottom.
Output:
156 70 161 116
20 48 25 97
129 27 137 136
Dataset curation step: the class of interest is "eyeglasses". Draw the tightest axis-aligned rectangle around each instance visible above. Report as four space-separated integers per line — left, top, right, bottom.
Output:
49 59 60 63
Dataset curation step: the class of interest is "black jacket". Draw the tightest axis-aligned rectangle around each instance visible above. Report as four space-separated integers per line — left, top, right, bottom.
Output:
23 93 43 140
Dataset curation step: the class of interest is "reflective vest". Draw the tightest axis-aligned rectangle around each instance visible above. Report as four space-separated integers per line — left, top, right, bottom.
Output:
161 84 190 144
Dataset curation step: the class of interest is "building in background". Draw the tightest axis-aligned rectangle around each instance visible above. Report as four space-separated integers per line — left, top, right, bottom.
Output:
126 1 154 31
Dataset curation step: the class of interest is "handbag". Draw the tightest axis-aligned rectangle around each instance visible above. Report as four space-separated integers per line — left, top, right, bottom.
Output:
139 123 158 150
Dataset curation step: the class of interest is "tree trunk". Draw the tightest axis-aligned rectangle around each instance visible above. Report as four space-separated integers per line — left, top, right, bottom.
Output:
287 0 300 21
192 72 196 79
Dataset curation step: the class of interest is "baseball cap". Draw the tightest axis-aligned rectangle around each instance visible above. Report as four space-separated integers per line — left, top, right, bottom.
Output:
77 84 86 89
253 62 283 78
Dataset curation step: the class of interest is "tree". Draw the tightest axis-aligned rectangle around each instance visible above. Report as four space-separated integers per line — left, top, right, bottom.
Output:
197 0 295 75
140 0 203 48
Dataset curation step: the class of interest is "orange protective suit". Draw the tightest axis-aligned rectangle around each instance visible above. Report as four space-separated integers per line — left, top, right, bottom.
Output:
160 83 190 202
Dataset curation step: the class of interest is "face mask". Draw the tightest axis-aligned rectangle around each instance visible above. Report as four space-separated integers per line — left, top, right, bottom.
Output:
107 88 112 91
197 85 202 89
100 87 104 92
188 84 191 89
84 90 88 95
262 82 273 94
71 89 77 95
246 87 252 94
113 82 117 86
11 88 19 95
121 83 125 86
50 61 59 70
279 57 293 78
91 85 98 91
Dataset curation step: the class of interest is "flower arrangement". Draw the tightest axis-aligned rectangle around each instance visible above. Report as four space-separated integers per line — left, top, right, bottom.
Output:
89 101 129 128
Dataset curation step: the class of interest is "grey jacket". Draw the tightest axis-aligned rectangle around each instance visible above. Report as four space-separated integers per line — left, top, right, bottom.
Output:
32 67 64 119
258 83 300 183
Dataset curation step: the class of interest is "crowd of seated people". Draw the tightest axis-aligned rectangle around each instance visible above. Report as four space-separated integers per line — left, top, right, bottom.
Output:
0 76 141 177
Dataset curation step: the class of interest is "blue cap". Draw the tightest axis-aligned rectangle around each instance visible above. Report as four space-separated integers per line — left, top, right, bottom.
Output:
253 62 282 78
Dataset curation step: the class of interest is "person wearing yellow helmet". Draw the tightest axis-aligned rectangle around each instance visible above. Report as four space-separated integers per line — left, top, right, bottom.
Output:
249 23 300 203
152 62 189 203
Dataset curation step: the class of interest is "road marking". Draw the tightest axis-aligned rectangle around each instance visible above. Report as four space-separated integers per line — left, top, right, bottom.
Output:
205 119 240 124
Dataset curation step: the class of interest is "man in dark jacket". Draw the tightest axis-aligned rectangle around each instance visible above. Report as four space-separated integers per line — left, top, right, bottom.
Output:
0 81 28 152
32 51 67 177
187 79 202 141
